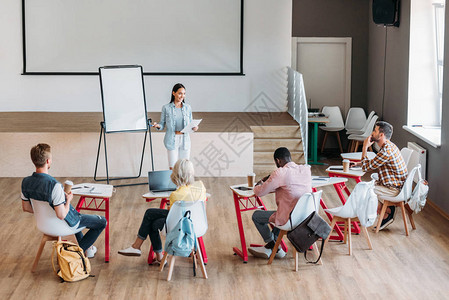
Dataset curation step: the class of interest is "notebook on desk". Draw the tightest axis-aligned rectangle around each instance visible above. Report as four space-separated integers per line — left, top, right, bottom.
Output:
148 170 177 193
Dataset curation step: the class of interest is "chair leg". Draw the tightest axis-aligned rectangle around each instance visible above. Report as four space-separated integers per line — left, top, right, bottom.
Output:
167 255 176 281
405 204 416 230
294 247 299 272
375 202 389 233
361 226 373 250
347 218 352 256
321 132 328 153
336 132 343 153
399 202 409 236
354 141 359 152
31 234 57 273
159 252 169 272
325 217 338 245
195 240 208 279
268 230 286 265
343 218 348 244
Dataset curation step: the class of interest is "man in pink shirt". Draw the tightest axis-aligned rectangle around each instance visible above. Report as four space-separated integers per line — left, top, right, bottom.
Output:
248 147 312 259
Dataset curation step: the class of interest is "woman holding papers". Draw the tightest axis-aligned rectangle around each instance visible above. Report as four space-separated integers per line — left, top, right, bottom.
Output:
152 83 198 169
117 159 206 264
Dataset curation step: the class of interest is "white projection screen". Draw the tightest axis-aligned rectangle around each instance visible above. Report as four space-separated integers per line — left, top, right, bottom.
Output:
23 0 242 75
99 65 148 133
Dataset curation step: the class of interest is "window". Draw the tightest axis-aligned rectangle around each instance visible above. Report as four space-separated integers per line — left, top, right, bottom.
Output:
405 0 445 147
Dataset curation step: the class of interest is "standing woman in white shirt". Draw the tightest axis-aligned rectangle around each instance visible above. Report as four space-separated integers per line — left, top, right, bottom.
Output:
152 83 198 169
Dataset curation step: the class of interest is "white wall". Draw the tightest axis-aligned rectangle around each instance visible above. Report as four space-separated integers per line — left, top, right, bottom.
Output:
0 0 292 112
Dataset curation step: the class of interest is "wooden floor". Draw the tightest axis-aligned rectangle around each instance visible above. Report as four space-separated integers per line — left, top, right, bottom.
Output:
0 112 297 132
2 158 449 299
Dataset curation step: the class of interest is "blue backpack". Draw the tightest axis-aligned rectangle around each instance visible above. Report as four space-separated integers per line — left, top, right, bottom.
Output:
164 211 196 257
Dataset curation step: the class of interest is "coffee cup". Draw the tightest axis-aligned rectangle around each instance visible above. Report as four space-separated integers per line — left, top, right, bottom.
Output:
64 180 73 193
247 173 256 187
342 159 350 172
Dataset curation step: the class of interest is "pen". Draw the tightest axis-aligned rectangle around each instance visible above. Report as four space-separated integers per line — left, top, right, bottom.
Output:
313 178 327 181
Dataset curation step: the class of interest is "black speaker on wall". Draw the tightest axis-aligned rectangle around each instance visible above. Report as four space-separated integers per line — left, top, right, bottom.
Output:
373 0 400 27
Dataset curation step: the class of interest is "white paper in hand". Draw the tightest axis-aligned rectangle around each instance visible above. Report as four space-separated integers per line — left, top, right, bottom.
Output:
181 119 202 134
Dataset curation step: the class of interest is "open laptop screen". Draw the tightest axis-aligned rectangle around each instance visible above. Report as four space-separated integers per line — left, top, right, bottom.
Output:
148 170 177 193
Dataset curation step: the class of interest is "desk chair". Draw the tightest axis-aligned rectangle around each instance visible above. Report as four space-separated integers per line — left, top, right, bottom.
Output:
375 164 421 236
345 107 366 133
267 191 323 272
324 181 377 255
320 106 345 153
348 115 378 152
159 200 208 281
30 199 85 272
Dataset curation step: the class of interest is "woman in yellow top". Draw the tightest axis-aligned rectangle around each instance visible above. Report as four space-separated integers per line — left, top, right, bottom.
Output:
118 159 206 264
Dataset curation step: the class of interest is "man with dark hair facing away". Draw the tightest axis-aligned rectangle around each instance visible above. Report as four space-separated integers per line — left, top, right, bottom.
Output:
21 143 107 258
248 147 312 259
352 121 408 230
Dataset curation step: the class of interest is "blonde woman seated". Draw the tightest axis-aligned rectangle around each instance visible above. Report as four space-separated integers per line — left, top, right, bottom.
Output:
118 159 206 264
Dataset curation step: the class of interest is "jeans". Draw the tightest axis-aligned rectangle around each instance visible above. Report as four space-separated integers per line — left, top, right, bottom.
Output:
167 135 190 168
75 214 107 251
252 210 279 243
137 208 169 252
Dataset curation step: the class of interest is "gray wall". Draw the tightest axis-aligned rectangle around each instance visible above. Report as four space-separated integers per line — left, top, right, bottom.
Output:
367 0 449 214
292 0 369 109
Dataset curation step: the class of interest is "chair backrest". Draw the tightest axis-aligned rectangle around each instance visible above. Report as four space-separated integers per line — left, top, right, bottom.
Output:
288 190 323 229
359 115 379 138
400 147 413 168
30 199 83 237
322 106 344 128
394 164 421 201
358 111 376 133
165 200 208 238
345 107 366 131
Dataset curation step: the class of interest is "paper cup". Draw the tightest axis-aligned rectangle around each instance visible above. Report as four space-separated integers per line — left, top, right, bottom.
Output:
247 173 256 187
342 159 350 172
64 180 73 193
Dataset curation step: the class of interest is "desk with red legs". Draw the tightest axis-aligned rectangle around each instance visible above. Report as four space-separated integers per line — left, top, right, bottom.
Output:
230 177 354 262
230 184 288 263
142 191 209 265
72 183 114 263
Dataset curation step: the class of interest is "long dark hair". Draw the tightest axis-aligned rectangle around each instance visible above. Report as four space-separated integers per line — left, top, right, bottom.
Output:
170 83 186 103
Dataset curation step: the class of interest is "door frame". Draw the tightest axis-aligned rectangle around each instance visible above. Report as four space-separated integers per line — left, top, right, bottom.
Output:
291 37 352 115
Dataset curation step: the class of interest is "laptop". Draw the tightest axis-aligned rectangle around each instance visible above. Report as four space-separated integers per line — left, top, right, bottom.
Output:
148 170 177 193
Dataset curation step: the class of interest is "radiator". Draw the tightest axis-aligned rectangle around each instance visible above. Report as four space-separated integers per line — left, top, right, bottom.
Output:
407 142 427 182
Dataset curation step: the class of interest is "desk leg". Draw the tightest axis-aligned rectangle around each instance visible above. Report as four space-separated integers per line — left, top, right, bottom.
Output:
308 123 324 165
314 188 345 241
75 196 86 212
105 197 110 263
232 193 249 263
198 237 208 264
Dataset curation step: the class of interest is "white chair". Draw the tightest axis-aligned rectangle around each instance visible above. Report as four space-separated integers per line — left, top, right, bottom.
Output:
319 106 345 153
348 114 379 152
324 181 377 255
345 107 366 132
267 191 323 272
375 164 421 236
30 199 85 272
400 147 414 168
346 111 376 135
159 200 208 281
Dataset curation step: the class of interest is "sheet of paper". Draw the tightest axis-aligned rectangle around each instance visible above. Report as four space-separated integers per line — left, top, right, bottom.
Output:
181 119 202 134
